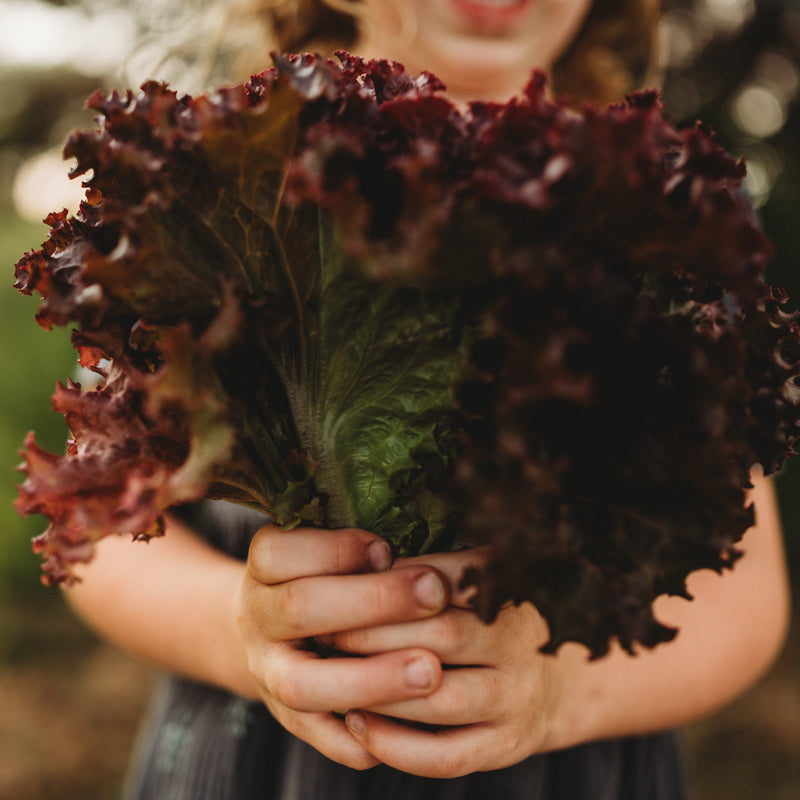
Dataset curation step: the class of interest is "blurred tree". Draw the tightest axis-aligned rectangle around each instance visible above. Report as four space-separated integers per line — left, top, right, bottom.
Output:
662 1 800 277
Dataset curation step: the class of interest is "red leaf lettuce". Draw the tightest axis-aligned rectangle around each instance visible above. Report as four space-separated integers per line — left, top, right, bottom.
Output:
14 53 800 657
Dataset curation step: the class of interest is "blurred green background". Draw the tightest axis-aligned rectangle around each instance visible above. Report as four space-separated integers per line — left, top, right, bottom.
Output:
0 1 798 798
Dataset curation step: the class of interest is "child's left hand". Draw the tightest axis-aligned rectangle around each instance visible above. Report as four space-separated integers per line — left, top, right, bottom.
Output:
333 473 791 778
326 549 570 778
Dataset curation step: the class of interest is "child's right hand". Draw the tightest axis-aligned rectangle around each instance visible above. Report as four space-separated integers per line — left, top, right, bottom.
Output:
235 525 450 769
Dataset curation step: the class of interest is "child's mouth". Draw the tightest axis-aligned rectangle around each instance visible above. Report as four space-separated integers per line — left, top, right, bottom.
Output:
447 0 532 31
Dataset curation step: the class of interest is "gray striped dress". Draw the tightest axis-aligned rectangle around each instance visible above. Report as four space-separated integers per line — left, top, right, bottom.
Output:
122 502 689 800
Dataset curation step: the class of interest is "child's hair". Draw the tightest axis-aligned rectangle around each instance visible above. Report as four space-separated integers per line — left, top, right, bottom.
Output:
170 0 661 104
552 0 662 103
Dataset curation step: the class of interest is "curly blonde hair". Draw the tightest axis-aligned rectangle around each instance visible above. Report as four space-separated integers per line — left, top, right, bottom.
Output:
191 0 660 104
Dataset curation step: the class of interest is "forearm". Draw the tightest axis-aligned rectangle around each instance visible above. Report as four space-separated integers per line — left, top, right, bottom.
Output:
64 515 258 700
547 474 791 750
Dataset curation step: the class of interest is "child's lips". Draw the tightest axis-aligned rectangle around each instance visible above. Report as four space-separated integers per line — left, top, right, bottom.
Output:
447 0 533 31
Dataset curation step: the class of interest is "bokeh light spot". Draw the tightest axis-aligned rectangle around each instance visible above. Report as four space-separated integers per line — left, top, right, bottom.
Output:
730 82 787 139
12 148 85 224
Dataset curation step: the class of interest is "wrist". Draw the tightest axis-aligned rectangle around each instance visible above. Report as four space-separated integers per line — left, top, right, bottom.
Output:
537 642 597 753
210 559 262 701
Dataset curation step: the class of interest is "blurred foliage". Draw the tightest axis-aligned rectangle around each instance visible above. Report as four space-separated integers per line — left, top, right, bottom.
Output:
662 0 800 288
0 211 74 597
660 0 800 585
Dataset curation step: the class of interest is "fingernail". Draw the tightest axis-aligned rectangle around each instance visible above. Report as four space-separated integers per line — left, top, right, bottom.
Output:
405 657 435 690
368 540 392 572
415 572 445 611
346 710 366 735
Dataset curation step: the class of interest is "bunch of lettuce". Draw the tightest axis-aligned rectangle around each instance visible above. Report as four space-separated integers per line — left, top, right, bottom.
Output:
15 53 800 657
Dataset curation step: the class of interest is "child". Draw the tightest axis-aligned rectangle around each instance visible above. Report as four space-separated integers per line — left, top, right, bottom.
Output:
66 1 791 798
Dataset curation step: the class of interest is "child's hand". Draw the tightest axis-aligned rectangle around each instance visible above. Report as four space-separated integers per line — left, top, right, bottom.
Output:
235 525 451 769
321 549 566 777
327 471 791 778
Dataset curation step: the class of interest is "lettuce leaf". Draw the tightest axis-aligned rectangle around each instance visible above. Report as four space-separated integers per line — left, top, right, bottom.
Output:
14 53 800 656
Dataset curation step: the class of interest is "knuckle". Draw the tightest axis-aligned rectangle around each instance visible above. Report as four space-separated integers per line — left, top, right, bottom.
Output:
475 672 503 721
277 581 309 633
432 611 463 651
437 680 469 720
430 749 466 779
331 530 361 574
233 588 251 633
349 752 378 771
372 573 400 618
331 534 349 574
248 530 277 579
496 726 522 764
261 659 280 700
481 669 502 703
270 668 306 710
242 644 264 684
335 627 367 653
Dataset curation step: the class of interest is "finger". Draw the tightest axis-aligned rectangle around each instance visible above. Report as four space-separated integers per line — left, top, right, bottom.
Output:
264 644 442 712
257 566 449 640
327 608 496 665
248 526 392 584
394 547 489 608
270 707 380 770
366 666 503 727
344 711 497 777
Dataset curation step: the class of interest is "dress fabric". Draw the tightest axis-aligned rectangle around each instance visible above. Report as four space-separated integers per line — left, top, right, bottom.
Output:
122 501 690 800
